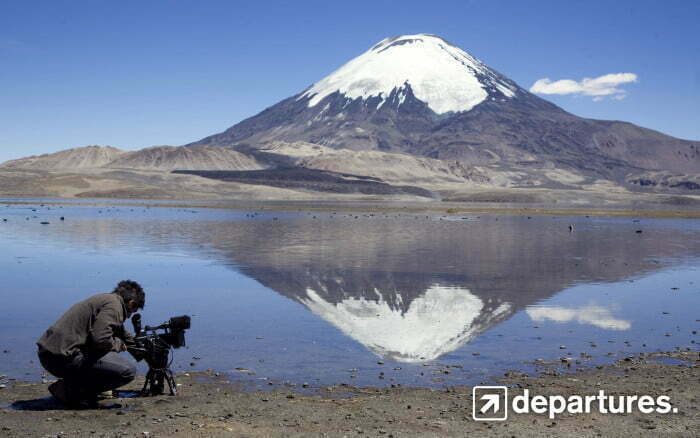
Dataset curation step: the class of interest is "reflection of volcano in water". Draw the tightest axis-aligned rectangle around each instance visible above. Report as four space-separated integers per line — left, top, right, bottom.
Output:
238 266 521 362
301 285 511 362
223 215 697 363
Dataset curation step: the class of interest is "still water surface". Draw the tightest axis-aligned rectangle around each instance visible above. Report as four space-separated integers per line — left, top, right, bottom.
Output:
1 199 698 388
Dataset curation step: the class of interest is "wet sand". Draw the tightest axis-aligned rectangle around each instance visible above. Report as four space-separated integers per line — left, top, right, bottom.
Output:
0 350 697 437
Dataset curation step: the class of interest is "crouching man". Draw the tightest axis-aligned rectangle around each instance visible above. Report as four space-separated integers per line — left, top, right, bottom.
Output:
37 280 145 408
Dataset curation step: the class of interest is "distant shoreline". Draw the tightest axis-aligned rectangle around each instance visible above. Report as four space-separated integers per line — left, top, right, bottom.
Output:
2 197 700 219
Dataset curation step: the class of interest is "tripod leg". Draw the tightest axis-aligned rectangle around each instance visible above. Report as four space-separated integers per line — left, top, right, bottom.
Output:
141 369 153 396
153 369 167 395
165 369 178 396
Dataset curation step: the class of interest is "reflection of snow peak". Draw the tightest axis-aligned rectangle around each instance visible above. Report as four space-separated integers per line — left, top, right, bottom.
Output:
527 306 631 330
301 285 510 362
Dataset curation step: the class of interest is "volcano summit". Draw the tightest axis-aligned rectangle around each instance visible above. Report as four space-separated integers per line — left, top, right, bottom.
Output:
299 34 518 114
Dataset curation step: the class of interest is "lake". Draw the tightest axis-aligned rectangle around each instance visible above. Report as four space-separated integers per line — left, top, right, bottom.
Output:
1 199 698 388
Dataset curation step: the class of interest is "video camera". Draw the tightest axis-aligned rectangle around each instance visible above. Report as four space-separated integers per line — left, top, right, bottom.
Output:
128 313 191 396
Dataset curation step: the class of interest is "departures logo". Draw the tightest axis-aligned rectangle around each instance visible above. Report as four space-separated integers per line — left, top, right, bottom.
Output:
472 386 508 421
472 386 678 422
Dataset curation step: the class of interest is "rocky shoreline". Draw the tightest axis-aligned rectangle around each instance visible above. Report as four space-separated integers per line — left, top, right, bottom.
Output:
0 350 697 437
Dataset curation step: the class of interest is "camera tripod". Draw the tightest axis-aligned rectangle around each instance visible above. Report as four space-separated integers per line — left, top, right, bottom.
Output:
129 313 191 397
141 366 179 396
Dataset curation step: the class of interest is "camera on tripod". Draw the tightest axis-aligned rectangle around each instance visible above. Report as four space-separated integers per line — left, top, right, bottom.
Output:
128 313 191 396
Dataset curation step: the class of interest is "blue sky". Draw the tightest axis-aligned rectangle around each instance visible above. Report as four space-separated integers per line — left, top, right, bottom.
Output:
1 0 698 162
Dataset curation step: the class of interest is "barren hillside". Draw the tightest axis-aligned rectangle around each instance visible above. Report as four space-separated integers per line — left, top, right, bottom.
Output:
0 146 126 170
108 145 265 171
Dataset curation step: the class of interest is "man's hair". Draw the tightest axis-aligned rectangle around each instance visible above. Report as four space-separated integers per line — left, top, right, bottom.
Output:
112 280 145 309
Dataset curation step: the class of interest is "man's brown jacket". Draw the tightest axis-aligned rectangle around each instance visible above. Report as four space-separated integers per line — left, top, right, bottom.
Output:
37 293 133 359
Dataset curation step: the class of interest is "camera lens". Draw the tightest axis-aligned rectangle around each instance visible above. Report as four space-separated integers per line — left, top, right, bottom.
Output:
169 315 191 330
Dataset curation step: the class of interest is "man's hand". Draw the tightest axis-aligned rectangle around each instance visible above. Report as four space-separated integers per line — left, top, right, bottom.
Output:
111 337 127 353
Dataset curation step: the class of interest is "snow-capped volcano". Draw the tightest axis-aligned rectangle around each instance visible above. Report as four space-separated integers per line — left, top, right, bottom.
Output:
299 34 517 114
191 33 700 182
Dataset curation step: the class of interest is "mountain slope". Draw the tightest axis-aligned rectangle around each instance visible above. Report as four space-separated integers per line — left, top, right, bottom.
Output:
0 146 126 170
108 145 264 171
1 145 265 172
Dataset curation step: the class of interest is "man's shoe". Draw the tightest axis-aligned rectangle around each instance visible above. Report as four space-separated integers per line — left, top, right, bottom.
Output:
48 380 97 409
48 380 72 405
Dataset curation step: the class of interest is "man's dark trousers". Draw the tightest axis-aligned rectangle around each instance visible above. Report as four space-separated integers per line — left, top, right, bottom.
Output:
38 349 136 395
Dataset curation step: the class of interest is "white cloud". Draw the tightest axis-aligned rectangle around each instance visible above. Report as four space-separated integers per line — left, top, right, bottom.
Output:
530 73 637 101
526 305 631 330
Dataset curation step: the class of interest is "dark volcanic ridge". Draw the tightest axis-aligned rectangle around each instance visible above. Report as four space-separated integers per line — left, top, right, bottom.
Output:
173 168 435 197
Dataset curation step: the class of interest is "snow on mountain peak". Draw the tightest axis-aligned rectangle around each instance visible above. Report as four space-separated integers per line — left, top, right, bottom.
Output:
300 33 517 114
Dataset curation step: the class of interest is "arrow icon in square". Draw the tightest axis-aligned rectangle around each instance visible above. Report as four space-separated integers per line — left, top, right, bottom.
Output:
480 393 500 414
